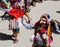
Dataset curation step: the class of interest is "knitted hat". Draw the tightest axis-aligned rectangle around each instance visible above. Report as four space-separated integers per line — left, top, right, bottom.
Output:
42 14 50 19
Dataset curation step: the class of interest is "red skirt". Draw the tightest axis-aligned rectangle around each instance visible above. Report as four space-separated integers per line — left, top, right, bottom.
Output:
8 9 24 19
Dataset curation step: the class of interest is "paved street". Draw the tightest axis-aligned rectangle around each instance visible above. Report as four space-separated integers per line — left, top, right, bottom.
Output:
0 1 60 47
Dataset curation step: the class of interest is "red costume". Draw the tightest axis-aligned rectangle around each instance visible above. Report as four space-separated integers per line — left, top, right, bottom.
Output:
8 8 24 19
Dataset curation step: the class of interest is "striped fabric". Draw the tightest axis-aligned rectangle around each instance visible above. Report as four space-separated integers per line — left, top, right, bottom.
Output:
9 18 19 29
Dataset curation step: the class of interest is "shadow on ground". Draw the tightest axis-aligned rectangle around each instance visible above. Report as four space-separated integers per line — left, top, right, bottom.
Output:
0 32 13 41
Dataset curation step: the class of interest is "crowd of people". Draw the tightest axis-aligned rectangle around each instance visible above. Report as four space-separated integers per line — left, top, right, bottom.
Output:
0 0 60 47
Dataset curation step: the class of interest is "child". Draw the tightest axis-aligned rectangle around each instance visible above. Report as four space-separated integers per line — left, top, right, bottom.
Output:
30 14 53 47
8 1 31 43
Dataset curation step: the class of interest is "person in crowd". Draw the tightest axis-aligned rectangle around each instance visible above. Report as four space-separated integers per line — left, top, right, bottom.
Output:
30 14 53 47
7 0 31 43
